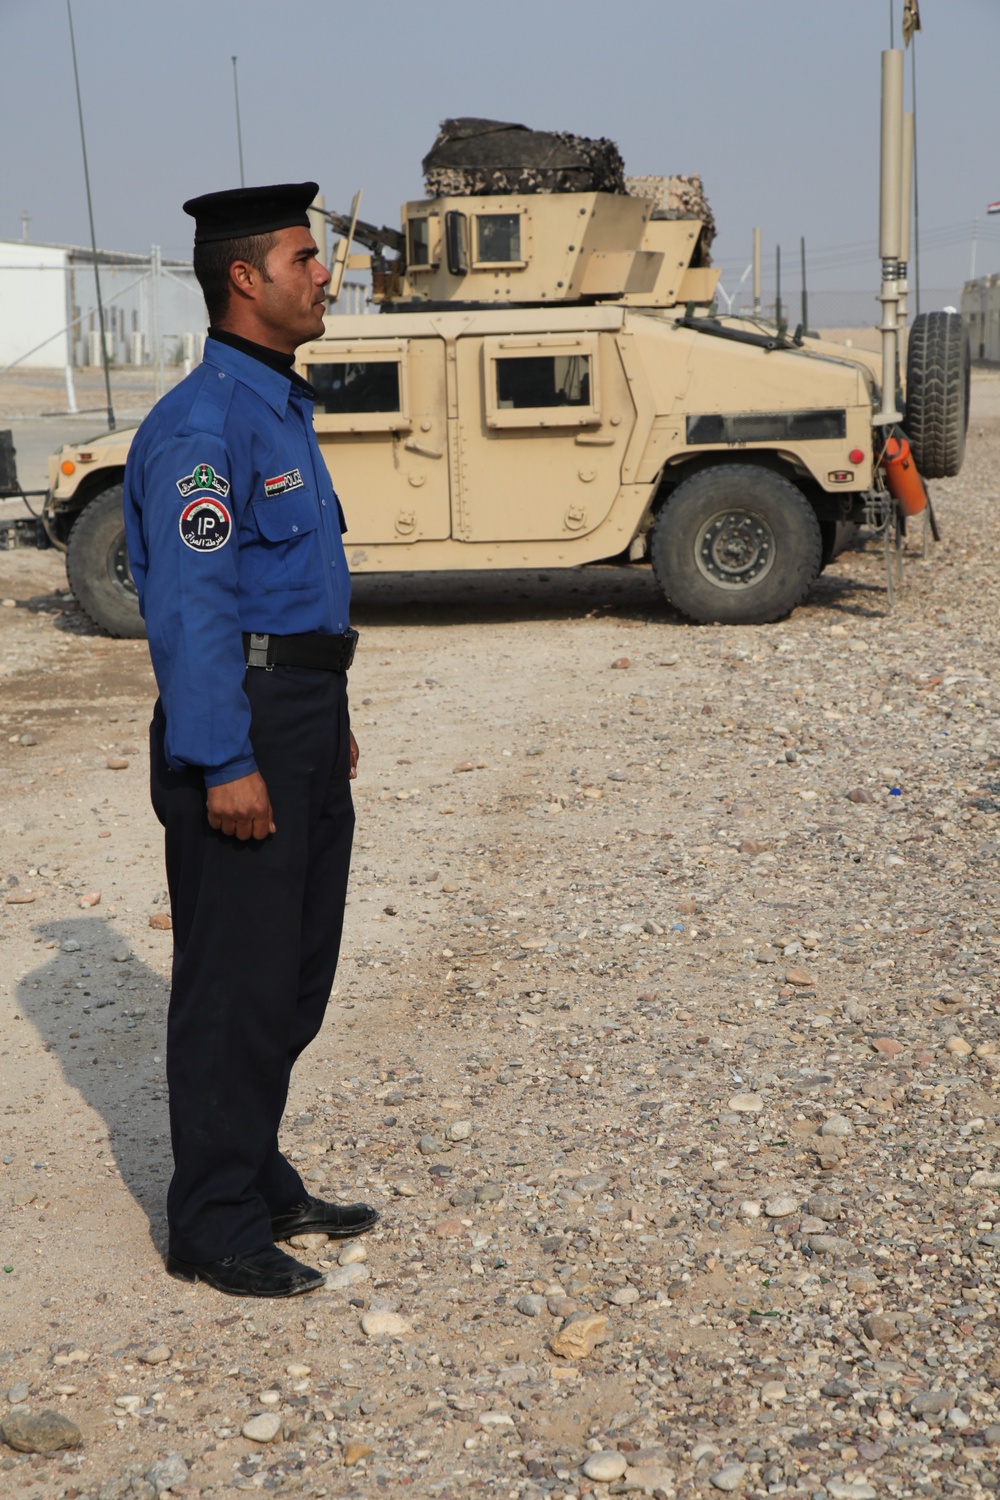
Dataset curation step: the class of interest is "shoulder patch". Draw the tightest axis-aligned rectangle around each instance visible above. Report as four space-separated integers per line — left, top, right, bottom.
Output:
179 497 232 551
177 461 231 500
263 467 304 498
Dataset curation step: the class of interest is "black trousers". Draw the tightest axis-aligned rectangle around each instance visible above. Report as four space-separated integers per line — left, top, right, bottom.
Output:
149 667 354 1263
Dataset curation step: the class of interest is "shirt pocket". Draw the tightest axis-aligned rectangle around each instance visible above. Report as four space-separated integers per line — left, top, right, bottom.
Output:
249 493 322 593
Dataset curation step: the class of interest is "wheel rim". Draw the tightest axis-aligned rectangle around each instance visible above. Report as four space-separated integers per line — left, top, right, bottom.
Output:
694 508 776 590
107 531 138 600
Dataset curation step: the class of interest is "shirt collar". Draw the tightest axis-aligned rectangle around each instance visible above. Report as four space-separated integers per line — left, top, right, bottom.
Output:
202 336 310 418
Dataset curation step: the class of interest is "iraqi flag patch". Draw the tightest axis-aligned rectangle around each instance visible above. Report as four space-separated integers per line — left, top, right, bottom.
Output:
263 467 304 498
179 497 232 552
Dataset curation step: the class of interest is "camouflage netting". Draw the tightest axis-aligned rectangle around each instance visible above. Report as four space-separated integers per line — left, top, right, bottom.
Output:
423 118 627 198
626 175 716 254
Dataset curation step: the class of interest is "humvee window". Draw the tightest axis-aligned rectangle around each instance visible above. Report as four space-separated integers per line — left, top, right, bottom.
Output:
408 217 432 267
476 213 521 264
309 361 401 414
496 355 590 409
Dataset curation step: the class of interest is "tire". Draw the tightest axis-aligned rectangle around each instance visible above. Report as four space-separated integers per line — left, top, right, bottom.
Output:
650 465 823 625
66 484 146 638
904 310 970 479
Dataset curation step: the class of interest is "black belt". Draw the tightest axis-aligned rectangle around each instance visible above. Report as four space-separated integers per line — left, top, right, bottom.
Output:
243 629 359 672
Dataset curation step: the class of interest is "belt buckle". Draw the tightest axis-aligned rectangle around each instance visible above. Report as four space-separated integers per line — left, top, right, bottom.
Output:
247 632 272 670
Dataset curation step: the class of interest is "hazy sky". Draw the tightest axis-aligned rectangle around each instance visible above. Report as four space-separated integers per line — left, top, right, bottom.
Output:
2 0 998 298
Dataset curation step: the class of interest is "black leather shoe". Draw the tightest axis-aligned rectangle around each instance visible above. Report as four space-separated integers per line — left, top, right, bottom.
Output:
271 1194 380 1242
165 1243 324 1298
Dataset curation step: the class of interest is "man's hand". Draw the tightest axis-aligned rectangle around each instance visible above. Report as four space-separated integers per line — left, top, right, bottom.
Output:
206 771 275 840
349 730 359 780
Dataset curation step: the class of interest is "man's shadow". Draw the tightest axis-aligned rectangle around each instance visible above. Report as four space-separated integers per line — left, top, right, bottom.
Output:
16 914 173 1255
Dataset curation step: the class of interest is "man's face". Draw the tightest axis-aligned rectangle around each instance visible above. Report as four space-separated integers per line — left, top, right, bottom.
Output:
256 226 331 351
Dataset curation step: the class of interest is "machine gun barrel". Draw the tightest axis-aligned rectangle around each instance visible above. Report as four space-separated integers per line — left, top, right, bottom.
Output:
323 210 404 258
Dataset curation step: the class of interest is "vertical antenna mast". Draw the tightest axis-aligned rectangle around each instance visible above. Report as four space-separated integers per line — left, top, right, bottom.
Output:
911 41 921 313
232 57 246 188
67 0 115 431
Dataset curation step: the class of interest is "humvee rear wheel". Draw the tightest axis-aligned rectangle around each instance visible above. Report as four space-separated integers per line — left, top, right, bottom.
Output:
904 310 970 480
650 465 822 625
66 484 146 638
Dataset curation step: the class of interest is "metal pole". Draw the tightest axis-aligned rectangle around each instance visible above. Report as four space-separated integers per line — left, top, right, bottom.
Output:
67 0 115 431
877 48 904 425
232 56 245 188
898 112 913 336
889 0 894 46
970 218 979 281
911 39 921 314
775 244 782 330
800 236 808 332
152 244 163 401
752 227 761 316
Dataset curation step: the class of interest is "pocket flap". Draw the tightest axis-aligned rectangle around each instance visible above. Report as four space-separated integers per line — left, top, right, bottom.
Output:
252 494 318 542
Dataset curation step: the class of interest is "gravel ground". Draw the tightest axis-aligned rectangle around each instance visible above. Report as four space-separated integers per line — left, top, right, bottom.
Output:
1 372 999 1500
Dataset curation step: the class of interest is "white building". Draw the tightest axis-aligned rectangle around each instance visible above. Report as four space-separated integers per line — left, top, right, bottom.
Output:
961 274 1000 362
0 239 207 371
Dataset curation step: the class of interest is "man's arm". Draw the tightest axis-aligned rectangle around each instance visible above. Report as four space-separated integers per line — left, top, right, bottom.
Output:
129 432 257 787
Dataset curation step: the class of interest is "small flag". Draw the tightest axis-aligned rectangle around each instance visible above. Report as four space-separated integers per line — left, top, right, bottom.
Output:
903 0 922 46
989 202 1000 216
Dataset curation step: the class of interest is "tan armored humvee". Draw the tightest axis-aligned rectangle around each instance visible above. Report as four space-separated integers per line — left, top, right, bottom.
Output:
42 118 968 635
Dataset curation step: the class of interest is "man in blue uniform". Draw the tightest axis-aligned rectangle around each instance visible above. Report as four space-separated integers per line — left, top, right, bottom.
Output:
124 182 378 1297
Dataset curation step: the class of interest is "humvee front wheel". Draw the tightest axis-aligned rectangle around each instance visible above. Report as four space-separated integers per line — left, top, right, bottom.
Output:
66 484 146 638
650 465 823 625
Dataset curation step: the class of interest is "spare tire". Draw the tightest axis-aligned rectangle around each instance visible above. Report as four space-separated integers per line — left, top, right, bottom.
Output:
904 310 970 479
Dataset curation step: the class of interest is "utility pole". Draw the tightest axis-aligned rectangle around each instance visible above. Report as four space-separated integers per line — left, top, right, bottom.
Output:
970 218 979 281
752 227 761 316
775 244 783 331
800 236 808 333
232 56 245 188
67 0 115 431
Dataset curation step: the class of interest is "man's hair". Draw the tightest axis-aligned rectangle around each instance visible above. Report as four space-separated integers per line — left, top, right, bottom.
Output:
193 231 276 323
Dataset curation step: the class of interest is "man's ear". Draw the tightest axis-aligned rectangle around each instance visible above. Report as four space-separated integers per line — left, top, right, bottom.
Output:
228 260 258 303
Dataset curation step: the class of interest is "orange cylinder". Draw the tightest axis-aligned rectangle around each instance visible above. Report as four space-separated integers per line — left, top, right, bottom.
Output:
880 435 927 517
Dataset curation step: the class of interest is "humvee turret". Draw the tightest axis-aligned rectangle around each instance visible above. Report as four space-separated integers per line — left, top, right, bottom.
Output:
38 102 969 635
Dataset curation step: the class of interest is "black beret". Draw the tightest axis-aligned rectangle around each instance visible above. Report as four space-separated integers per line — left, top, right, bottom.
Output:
183 182 319 245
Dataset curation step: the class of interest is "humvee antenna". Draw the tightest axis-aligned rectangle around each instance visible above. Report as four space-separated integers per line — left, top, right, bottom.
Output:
911 40 921 313
232 57 245 189
66 0 115 432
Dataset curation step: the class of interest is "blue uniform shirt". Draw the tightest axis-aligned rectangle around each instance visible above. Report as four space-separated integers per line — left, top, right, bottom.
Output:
124 337 351 787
